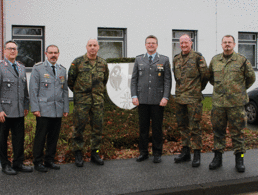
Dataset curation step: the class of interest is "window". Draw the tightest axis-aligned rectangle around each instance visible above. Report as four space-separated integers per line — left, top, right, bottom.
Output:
12 25 45 68
172 30 197 57
238 32 257 68
97 28 127 59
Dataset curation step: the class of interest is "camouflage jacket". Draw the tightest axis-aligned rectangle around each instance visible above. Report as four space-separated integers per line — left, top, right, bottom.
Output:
209 51 256 107
68 53 109 104
173 49 209 104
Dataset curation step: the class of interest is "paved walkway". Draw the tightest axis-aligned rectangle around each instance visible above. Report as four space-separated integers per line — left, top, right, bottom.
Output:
1 150 258 195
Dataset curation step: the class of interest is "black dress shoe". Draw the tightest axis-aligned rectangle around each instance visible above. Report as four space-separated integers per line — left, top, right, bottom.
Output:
91 150 104 165
2 164 17 175
136 155 149 162
34 163 48 172
13 164 33 172
153 156 162 163
45 162 60 170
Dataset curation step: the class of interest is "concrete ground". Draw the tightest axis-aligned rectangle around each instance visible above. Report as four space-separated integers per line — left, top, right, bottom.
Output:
1 149 258 195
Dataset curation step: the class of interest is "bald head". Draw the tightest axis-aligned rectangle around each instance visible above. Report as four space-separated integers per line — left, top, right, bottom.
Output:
86 39 99 59
180 34 192 55
180 34 191 42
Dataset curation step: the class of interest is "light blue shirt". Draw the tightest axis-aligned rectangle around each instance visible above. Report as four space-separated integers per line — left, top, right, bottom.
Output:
46 60 58 78
146 52 157 61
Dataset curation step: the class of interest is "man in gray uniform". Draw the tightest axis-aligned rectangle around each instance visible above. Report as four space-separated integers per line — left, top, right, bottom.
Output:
0 40 32 175
131 35 172 163
30 45 69 172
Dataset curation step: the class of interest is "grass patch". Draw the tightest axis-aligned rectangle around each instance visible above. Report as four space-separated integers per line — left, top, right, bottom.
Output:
202 96 212 111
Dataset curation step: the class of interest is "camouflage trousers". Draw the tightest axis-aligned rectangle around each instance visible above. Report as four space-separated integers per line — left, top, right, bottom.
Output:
71 103 104 151
211 106 246 154
176 102 203 149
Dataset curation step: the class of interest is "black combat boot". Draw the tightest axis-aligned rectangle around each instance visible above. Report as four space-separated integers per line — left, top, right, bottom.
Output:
75 150 84 167
235 152 245 172
192 149 201 167
91 150 104 165
209 151 222 170
174 146 191 163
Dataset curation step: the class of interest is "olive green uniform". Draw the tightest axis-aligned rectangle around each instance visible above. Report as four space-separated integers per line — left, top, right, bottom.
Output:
173 49 209 149
209 51 256 154
68 53 109 151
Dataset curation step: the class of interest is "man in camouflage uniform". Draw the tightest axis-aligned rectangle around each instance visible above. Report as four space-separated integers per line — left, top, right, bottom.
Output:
173 34 209 167
68 39 109 167
209 35 255 172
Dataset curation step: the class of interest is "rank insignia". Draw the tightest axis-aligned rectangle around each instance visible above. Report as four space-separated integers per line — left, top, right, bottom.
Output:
59 76 65 83
44 74 50 78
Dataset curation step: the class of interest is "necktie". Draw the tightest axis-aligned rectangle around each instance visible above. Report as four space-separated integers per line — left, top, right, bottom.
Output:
149 56 152 63
12 64 19 76
51 65 56 75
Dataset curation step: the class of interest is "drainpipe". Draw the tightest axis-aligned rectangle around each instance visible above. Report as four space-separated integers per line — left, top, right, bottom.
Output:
1 0 4 59
215 0 218 54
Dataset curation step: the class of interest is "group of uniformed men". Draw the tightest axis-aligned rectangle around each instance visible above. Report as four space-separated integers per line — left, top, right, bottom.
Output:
0 34 255 175
0 39 108 175
132 34 255 173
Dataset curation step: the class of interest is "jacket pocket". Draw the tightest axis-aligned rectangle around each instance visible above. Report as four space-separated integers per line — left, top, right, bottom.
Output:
138 66 145 76
186 64 199 78
1 99 11 115
3 78 14 91
41 80 52 89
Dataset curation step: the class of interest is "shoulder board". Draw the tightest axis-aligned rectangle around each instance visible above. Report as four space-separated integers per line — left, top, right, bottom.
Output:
237 53 247 59
0 60 3 63
136 54 144 57
34 62 43 66
195 51 203 56
173 53 180 58
60 64 66 69
158 54 168 58
211 53 221 60
74 55 84 61
17 61 25 67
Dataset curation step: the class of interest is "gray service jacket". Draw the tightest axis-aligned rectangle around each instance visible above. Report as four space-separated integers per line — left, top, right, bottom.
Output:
0 59 29 117
131 53 172 105
29 61 69 118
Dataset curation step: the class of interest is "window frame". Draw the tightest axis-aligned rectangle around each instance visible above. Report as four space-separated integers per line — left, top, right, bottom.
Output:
12 25 45 72
238 32 257 69
97 27 127 59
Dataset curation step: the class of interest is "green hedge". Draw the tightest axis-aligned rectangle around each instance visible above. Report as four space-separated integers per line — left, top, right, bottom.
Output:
106 58 135 63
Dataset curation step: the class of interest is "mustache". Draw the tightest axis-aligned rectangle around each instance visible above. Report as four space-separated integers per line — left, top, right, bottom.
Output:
51 57 57 59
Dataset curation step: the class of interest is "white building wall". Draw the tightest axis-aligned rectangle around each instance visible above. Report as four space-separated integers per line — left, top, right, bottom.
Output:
4 0 258 96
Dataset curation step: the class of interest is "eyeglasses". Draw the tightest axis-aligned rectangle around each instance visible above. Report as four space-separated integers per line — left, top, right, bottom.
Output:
47 52 59 55
146 42 157 45
222 41 234 44
6 47 17 51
